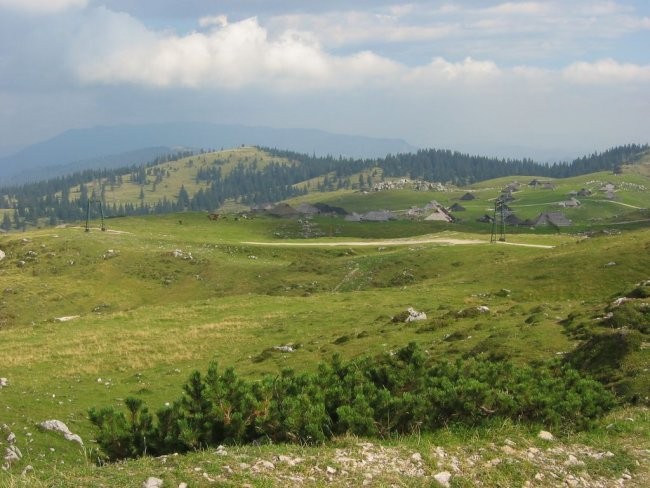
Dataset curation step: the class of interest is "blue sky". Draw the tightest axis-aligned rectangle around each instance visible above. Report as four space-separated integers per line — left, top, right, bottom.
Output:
0 0 648 160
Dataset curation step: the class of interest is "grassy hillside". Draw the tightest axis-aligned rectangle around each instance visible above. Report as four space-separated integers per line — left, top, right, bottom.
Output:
80 147 295 207
0 202 649 485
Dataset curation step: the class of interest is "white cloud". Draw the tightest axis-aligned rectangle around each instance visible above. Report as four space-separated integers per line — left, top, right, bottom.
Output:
268 10 457 47
484 2 550 15
405 57 502 84
199 15 228 29
0 0 86 14
70 9 650 92
73 14 400 90
563 59 650 84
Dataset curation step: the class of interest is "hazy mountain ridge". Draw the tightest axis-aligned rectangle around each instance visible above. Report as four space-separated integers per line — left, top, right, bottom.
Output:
0 123 416 185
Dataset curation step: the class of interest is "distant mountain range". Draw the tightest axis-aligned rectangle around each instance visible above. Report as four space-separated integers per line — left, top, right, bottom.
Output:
0 123 416 185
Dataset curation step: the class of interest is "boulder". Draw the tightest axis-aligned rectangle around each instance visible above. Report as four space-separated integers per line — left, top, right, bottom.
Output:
142 477 163 488
434 471 452 487
405 307 427 323
0 378 7 388
3 445 22 466
538 430 555 441
38 420 83 446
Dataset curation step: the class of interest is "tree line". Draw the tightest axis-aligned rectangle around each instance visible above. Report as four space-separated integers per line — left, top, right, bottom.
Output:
0 143 647 230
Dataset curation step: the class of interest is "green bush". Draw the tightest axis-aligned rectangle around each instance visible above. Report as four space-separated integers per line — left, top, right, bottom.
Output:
89 343 615 461
604 302 650 334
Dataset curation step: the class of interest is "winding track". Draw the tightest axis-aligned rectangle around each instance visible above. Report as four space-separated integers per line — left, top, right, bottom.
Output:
242 238 554 249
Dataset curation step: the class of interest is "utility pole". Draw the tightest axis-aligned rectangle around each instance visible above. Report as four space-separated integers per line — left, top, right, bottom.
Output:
490 196 506 243
85 199 106 232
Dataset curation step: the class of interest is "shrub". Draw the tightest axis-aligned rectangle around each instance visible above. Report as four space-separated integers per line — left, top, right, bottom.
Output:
89 343 615 461
604 302 650 334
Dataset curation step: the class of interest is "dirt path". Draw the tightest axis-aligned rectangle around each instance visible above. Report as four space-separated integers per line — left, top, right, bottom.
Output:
243 237 555 249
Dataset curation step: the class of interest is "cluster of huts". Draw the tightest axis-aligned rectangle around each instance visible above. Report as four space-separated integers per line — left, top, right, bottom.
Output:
246 179 619 228
370 178 448 192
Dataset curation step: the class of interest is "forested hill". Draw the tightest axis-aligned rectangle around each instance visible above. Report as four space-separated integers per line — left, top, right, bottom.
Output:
267 143 649 184
1 143 648 230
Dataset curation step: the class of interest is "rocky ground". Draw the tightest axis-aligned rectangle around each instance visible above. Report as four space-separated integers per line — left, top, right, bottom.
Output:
86 424 648 488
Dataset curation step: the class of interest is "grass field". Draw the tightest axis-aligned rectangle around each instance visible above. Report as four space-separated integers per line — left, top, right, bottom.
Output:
1 165 649 486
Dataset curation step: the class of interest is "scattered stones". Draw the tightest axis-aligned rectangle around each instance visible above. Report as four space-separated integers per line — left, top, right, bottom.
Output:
604 261 617 267
538 430 555 441
501 445 517 455
170 249 193 260
16 260 26 268
405 307 427 322
565 454 584 466
410 452 422 463
0 250 5 261
484 457 502 468
611 297 633 307
253 460 275 471
274 455 303 467
142 477 163 488
456 306 490 318
21 464 33 476
202 472 216 482
3 445 22 467
178 483 188 488
38 420 84 446
434 470 452 487
215 445 227 456
273 345 295 353
0 378 7 388
54 316 80 323
326 466 337 475
103 249 119 259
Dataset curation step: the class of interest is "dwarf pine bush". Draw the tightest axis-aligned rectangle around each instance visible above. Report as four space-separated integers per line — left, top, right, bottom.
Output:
89 343 615 461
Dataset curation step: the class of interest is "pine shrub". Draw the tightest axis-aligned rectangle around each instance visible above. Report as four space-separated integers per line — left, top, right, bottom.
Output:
89 343 615 461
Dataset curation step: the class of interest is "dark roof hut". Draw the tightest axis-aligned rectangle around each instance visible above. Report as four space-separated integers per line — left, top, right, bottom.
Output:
449 203 466 212
533 212 571 227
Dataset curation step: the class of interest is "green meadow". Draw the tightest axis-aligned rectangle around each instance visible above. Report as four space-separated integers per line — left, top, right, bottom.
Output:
0 161 649 486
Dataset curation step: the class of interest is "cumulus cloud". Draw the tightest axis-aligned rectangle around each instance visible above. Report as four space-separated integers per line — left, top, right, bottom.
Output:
405 57 502 84
563 59 650 84
73 13 401 90
0 0 86 14
69 9 650 93
2 1 649 156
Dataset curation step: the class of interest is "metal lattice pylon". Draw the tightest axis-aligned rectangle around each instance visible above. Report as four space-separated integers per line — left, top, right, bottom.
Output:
85 199 106 232
490 196 506 243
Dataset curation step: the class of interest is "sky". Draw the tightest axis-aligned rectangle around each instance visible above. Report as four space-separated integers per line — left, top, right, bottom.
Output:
0 0 649 160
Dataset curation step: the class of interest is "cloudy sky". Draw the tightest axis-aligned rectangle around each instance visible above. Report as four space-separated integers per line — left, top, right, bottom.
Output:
0 0 649 159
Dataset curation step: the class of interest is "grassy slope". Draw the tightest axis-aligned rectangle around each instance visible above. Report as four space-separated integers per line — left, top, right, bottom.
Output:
75 146 295 208
0 166 649 486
